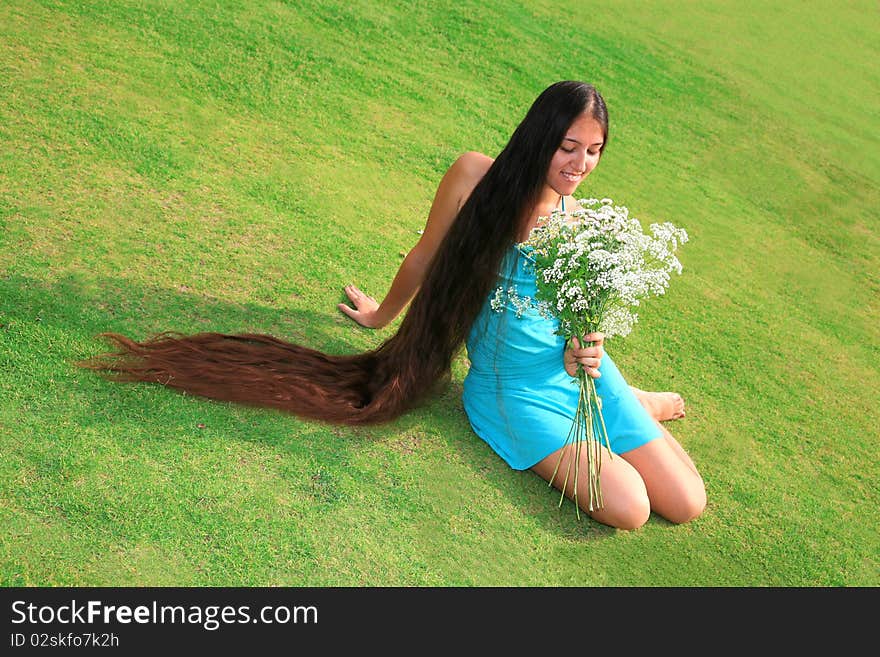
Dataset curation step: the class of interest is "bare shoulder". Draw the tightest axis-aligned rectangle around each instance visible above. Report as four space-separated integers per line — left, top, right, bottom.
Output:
453 150 494 171
450 151 493 182
439 151 493 206
414 151 494 251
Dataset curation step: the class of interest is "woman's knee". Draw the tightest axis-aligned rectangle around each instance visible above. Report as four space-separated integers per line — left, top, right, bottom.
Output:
532 448 654 530
589 486 651 530
663 483 707 524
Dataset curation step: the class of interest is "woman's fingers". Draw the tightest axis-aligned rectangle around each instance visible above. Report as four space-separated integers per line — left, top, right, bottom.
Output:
344 284 362 304
337 302 356 318
582 331 605 346
337 301 377 328
564 349 602 378
571 344 604 359
567 333 604 378
571 333 604 350
581 357 602 378
338 284 382 328
343 285 377 310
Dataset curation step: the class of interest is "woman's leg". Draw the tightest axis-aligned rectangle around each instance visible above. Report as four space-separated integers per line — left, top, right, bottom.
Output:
620 422 706 524
531 423 705 528
531 445 652 530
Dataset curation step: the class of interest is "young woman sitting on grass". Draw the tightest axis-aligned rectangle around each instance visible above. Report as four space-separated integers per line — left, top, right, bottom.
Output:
82 81 706 529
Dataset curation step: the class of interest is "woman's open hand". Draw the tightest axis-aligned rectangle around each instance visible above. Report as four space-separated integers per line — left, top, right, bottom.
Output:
564 332 605 378
337 284 385 329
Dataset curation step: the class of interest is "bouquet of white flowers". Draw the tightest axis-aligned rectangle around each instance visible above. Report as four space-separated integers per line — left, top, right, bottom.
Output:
519 197 689 516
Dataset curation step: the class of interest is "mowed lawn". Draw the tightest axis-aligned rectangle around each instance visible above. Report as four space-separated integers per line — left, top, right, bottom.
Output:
0 1 877 586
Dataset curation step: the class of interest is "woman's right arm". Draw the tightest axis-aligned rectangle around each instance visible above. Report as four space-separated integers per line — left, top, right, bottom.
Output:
338 151 492 328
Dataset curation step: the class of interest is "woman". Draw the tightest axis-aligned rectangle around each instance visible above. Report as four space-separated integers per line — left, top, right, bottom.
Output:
83 81 705 529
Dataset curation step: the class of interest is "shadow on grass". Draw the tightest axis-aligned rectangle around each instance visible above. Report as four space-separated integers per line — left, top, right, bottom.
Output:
3 271 385 454
2 272 620 541
2 272 368 351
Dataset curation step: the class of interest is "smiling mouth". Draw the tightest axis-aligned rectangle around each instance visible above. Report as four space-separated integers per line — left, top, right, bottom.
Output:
561 171 583 182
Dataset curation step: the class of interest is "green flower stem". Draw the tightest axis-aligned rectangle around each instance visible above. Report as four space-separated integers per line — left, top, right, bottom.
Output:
551 374 586 518
549 352 613 518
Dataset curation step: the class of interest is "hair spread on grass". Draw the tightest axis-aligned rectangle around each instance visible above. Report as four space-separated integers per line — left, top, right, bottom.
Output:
80 81 609 425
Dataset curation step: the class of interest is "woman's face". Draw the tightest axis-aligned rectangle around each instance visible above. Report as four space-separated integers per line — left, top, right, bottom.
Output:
546 113 605 197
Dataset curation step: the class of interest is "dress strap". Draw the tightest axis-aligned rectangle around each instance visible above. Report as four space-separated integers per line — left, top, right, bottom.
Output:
515 242 536 263
560 195 566 212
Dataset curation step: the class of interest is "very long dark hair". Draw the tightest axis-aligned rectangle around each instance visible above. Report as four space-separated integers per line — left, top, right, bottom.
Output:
80 81 609 425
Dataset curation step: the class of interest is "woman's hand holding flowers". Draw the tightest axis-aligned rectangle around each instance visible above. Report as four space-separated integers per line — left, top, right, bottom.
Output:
564 332 604 378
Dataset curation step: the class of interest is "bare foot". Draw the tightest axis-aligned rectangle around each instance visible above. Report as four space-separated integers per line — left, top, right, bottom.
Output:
631 387 686 422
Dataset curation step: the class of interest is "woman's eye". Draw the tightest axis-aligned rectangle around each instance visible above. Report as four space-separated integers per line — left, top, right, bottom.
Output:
561 147 575 153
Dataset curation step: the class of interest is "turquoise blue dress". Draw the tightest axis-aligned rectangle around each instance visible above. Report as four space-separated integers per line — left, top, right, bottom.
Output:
462 243 662 470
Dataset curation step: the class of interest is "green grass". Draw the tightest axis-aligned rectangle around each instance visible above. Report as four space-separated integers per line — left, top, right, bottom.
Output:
1 0 877 586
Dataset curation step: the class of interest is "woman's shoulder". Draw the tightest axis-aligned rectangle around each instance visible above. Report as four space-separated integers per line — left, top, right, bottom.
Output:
453 150 494 168
449 151 494 182
436 152 493 206
416 152 494 252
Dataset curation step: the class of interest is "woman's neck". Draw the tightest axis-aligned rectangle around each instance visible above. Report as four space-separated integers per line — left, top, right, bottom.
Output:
536 185 565 211
517 192 565 241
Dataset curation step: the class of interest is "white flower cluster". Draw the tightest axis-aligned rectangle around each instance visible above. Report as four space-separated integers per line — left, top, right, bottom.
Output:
517 198 688 339
490 284 550 318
